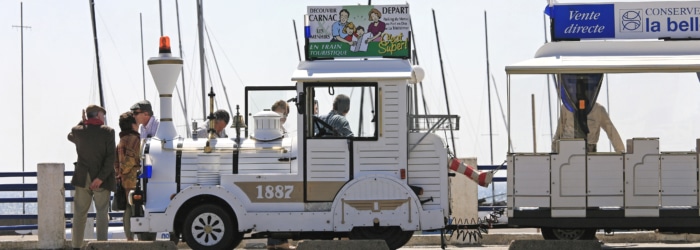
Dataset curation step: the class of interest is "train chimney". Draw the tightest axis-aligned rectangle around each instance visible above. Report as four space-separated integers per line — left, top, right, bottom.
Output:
148 36 182 140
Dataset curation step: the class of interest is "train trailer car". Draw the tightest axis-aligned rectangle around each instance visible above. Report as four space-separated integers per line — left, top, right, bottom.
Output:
505 0 700 239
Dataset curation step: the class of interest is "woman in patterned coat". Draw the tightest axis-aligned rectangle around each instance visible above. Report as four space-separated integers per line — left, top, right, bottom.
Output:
115 111 141 241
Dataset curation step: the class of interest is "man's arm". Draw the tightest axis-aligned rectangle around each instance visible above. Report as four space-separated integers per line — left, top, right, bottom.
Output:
95 128 116 188
331 22 349 43
552 116 563 151
551 107 568 151
598 106 625 153
143 116 159 138
338 116 354 137
67 123 81 143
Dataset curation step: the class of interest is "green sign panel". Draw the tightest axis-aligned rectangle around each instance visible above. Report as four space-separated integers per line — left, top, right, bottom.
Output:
306 5 411 59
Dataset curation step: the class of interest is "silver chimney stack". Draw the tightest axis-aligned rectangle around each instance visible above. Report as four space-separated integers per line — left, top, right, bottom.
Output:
148 36 183 140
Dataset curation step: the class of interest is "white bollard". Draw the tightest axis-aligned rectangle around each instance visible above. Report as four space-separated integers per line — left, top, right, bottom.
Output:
37 163 66 249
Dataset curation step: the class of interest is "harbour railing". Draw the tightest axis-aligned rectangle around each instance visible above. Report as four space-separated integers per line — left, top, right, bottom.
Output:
0 164 507 233
0 170 124 232
477 164 507 212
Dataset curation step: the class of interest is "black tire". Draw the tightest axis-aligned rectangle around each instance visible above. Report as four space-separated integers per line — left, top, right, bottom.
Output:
169 231 180 244
183 204 241 250
541 227 597 240
349 226 414 250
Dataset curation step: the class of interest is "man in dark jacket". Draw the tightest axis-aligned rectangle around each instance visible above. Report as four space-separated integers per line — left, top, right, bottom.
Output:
68 104 116 249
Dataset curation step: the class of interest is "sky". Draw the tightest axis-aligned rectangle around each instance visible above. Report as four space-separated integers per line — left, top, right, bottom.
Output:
1 0 699 174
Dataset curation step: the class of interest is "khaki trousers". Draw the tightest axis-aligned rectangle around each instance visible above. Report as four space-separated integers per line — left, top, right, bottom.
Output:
72 174 111 248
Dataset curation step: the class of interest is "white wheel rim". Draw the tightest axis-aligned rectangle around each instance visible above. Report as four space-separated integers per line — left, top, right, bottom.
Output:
190 212 225 246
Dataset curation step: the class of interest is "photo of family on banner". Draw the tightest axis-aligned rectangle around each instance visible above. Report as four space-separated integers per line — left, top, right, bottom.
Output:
306 5 410 59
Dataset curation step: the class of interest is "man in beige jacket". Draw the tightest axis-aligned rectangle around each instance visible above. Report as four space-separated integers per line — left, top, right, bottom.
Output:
552 102 625 153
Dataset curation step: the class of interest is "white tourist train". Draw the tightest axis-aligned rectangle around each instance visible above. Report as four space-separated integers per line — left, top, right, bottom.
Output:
128 5 473 249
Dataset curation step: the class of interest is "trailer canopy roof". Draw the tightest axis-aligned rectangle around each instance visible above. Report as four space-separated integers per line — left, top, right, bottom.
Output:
506 40 700 74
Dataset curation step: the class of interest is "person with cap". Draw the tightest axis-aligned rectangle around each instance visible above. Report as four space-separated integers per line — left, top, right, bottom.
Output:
552 102 625 153
67 104 116 249
130 100 160 139
196 109 230 138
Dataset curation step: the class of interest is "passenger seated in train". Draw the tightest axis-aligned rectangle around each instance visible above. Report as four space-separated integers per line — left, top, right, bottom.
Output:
552 102 624 153
271 100 290 133
316 94 353 137
195 109 230 138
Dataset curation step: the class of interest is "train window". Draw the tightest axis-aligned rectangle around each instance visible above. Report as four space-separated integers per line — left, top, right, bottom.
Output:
305 83 378 140
244 86 298 138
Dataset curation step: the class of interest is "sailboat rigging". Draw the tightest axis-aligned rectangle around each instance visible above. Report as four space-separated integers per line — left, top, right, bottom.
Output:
204 25 234 116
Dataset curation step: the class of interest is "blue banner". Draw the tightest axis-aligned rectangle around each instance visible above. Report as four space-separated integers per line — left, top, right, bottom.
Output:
549 2 700 40
552 4 615 39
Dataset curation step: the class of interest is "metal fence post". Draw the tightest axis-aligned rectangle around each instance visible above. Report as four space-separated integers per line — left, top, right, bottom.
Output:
38 163 66 249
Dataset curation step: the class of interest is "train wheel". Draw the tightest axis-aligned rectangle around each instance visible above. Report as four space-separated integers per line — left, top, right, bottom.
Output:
349 226 414 250
183 204 240 250
541 227 596 240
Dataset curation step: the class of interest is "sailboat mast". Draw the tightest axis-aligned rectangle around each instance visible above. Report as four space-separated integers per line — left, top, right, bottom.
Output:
408 12 419 126
432 9 457 155
408 18 431 125
13 1 32 215
484 11 494 165
293 19 302 62
140 13 146 100
198 0 206 120
89 0 105 108
175 0 191 137
158 0 164 36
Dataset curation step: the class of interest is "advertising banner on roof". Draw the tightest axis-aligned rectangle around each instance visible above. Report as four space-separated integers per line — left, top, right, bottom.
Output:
306 5 410 59
550 1 700 40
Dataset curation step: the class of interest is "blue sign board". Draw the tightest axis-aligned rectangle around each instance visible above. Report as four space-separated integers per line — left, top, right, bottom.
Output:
549 1 700 40
552 4 615 39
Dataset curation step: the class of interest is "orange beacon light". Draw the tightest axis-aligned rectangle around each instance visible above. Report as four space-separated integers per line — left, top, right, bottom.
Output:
159 36 171 54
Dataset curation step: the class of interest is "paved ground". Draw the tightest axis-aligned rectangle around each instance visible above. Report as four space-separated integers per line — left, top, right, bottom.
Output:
5 228 700 249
